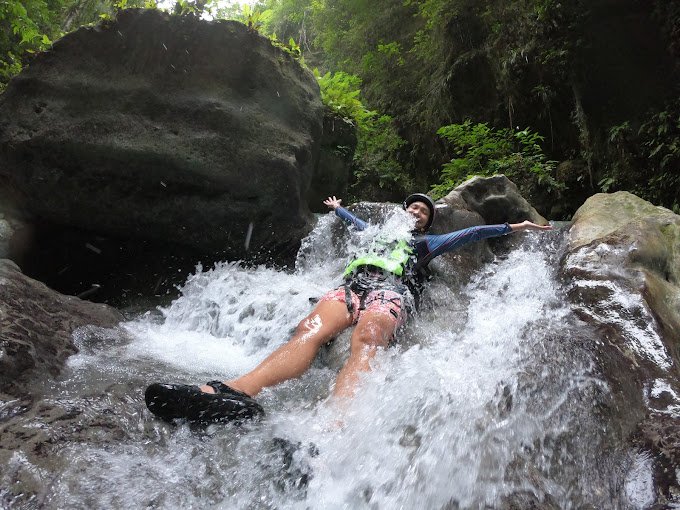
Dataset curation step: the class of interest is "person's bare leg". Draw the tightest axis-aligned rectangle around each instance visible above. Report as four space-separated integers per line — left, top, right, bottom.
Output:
332 311 397 400
200 300 353 396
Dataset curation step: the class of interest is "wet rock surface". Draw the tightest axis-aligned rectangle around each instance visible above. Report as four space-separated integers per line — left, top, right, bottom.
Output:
561 191 680 505
0 259 122 400
0 378 149 509
0 259 127 507
567 191 680 345
0 8 323 268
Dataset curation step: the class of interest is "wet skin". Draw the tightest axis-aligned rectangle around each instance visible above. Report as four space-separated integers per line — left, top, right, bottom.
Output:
200 298 398 399
405 201 431 231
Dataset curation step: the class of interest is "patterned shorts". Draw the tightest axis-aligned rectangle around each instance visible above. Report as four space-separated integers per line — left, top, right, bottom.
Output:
319 287 407 327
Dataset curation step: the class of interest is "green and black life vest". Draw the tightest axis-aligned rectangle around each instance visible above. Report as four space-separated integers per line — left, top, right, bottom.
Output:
342 238 415 278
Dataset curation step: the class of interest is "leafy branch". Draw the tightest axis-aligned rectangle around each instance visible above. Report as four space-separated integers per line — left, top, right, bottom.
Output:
431 120 561 199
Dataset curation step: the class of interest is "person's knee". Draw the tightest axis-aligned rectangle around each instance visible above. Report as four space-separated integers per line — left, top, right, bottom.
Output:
292 313 337 347
294 314 319 336
350 322 393 352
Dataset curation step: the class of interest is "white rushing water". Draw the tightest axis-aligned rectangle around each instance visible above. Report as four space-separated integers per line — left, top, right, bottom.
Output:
43 211 629 509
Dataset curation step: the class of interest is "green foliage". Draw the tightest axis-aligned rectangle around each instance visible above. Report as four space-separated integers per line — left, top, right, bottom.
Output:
600 104 680 213
314 69 410 195
205 0 245 20
259 0 312 58
0 51 23 87
633 106 679 212
172 0 199 16
0 0 156 90
286 36 301 57
264 33 304 61
315 70 367 121
0 0 58 89
430 120 560 199
239 4 273 32
598 121 632 192
352 113 410 196
376 41 404 66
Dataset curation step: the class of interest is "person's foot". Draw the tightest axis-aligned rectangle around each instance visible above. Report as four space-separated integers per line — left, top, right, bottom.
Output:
145 381 264 424
199 380 251 396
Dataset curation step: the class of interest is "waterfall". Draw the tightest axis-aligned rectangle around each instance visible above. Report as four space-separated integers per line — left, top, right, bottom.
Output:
28 213 650 509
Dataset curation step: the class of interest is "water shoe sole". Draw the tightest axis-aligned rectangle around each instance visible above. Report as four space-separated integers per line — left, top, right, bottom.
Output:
145 383 264 424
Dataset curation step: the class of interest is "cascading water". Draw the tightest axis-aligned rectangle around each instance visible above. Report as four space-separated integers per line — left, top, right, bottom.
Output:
22 211 651 509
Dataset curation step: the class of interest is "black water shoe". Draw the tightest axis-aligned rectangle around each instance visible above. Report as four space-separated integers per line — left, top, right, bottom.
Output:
145 380 264 424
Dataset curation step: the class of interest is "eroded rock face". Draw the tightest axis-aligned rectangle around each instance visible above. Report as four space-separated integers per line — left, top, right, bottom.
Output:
0 377 148 509
0 8 323 262
561 191 680 503
0 259 122 399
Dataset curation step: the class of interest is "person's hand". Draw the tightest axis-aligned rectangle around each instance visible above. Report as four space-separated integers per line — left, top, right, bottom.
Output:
324 196 342 210
510 220 553 232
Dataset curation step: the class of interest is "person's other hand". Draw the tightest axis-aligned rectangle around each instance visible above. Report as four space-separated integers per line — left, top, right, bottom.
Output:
324 196 342 210
513 220 553 231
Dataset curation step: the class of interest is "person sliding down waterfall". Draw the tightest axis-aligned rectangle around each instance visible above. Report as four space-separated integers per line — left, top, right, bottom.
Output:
145 194 553 424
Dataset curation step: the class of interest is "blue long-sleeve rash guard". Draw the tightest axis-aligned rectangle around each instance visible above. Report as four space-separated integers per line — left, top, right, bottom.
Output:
334 206 512 268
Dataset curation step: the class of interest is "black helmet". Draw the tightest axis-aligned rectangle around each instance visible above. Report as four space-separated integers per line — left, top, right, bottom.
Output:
403 193 436 231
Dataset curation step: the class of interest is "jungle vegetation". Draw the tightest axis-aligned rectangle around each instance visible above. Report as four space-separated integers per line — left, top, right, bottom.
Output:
2 0 678 216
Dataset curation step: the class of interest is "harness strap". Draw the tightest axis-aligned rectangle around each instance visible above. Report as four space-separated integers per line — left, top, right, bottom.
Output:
370 292 402 307
345 281 406 316
358 289 369 311
344 283 354 314
386 296 402 307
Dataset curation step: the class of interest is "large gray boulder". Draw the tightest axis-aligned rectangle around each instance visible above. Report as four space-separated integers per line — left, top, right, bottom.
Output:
0 259 122 399
566 191 680 345
561 191 680 502
0 8 323 261
443 175 548 226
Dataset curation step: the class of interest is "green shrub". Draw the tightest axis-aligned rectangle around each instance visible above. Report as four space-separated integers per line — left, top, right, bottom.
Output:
315 69 410 197
430 120 561 199
0 0 55 89
603 104 680 213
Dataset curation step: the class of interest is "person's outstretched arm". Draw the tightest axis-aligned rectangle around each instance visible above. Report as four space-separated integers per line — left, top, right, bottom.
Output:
415 220 552 266
324 196 368 231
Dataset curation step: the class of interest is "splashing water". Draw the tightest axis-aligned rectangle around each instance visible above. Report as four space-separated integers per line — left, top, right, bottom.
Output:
24 215 644 509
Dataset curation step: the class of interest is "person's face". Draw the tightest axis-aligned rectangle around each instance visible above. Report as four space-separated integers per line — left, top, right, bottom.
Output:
406 201 431 230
